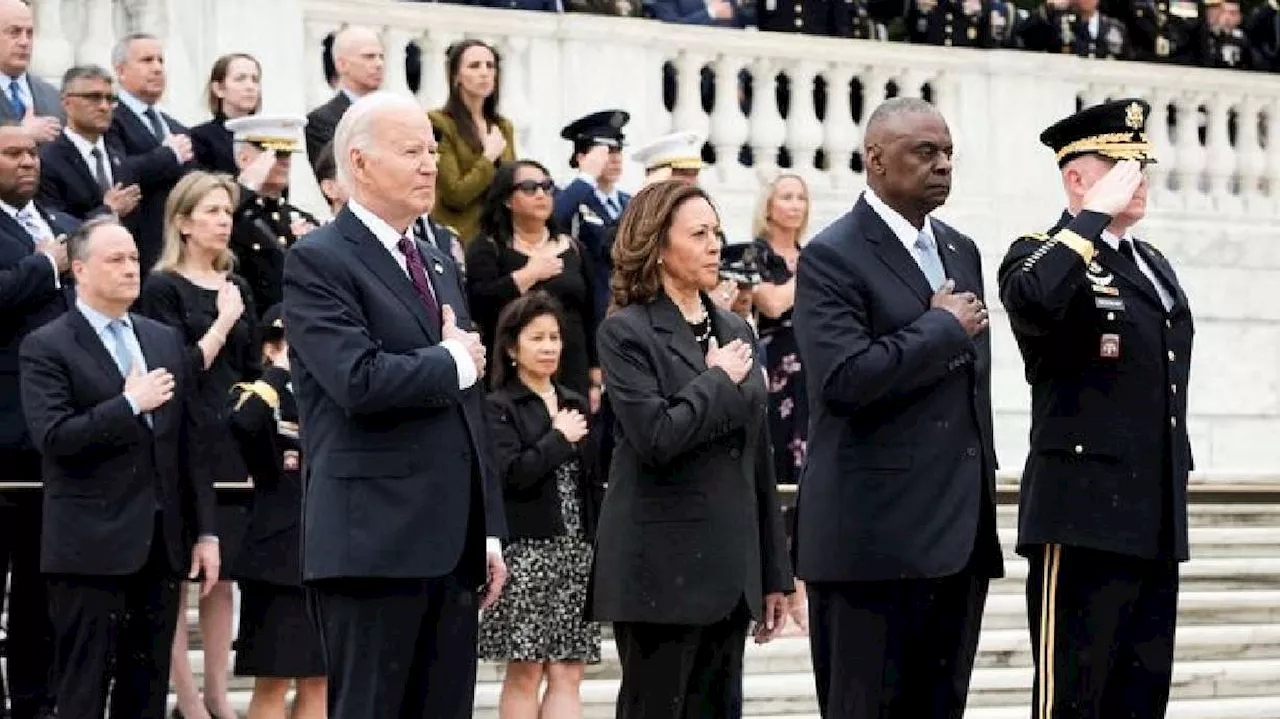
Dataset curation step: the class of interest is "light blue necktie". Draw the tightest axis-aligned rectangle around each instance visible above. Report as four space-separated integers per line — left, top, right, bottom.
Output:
914 230 946 291
15 206 48 244
106 319 134 377
7 80 24 118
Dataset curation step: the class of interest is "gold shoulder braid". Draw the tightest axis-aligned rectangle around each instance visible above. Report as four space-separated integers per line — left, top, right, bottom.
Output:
232 380 280 412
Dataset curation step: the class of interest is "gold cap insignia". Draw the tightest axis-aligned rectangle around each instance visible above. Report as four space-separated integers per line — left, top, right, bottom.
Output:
1125 102 1144 130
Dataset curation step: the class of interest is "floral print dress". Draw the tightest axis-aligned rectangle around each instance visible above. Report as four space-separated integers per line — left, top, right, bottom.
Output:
754 237 808 485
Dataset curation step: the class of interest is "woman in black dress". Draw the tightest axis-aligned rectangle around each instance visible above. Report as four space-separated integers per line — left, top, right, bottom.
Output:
465 160 600 400
136 171 257 719
478 292 604 718
228 305 326 718
190 53 262 174
591 181 792 718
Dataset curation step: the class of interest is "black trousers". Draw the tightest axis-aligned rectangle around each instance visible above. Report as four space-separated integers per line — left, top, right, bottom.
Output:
310 574 480 719
806 565 990 719
612 603 751 719
1026 544 1178 719
45 521 182 719
0 449 55 719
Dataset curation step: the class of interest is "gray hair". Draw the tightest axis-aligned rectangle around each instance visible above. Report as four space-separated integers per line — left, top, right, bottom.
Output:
331 91 423 192
111 33 159 67
864 97 942 143
66 215 125 263
60 64 112 92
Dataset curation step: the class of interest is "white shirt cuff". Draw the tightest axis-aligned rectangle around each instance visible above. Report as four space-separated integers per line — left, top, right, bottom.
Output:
41 251 60 289
486 537 502 555
440 338 478 390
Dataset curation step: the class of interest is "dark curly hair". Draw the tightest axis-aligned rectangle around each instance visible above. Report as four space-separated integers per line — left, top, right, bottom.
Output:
490 290 566 390
477 159 559 248
609 181 716 313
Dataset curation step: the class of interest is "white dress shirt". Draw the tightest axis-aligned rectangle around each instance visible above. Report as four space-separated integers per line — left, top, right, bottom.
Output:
0 198 60 287
347 199 501 555
1100 229 1175 311
63 127 114 187
863 187 941 277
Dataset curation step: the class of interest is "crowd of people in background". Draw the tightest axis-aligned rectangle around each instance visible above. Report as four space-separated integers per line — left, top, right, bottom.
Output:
0 0 1242 715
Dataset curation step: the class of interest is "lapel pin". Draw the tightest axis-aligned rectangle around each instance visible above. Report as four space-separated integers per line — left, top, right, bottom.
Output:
433 261 444 275
947 243 956 252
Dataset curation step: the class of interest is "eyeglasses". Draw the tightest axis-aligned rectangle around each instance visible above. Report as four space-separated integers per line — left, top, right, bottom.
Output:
66 92 118 105
513 179 555 196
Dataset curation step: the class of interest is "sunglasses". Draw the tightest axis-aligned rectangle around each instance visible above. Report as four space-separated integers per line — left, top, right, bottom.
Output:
513 179 555 196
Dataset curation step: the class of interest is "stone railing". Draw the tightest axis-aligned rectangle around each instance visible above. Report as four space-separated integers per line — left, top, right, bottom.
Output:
27 0 1280 473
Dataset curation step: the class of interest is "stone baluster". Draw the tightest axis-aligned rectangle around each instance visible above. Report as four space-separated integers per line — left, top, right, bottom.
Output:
897 67 929 99
497 35 534 155
747 58 786 177
304 20 339 110
1204 92 1239 212
419 30 463 110
671 50 711 162
823 64 858 191
1174 93 1209 210
1235 97 1264 209
78 0 119 70
709 53 749 185
784 59 823 181
1146 91 1176 207
1266 98 1280 211
381 25 414 98
30 0 73 80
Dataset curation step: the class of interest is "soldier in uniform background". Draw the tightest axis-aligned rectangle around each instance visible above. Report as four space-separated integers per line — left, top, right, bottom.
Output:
1103 0 1205 62
1203 0 1253 69
225 115 319 315
630 130 705 186
1245 0 1280 70
905 0 1002 48
999 99 1194 719
1017 0 1132 59
757 0 893 39
552 110 632 321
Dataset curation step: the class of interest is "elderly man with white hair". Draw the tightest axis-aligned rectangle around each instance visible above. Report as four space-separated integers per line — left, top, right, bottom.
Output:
305 25 384 176
282 92 507 719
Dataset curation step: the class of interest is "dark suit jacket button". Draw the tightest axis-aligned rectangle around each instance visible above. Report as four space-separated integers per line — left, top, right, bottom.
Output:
730 448 741 459
966 447 978 458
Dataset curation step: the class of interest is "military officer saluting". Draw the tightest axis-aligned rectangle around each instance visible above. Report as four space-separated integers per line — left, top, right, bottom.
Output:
1203 0 1253 69
1103 0 1205 62
998 99 1194 719
630 130 705 186
552 109 632 320
1017 0 1132 58
225 115 320 315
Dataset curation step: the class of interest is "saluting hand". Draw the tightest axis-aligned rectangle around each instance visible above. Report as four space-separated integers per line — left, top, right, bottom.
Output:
706 337 753 384
578 145 610 180
442 305 487 379
1082 159 1144 218
931 279 988 338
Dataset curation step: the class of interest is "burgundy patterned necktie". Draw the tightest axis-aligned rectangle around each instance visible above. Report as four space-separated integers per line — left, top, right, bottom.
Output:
396 235 441 328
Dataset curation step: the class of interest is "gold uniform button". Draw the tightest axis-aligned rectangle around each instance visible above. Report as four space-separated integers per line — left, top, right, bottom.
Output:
794 17 802 25
1171 384 1178 395
1167 351 1176 362
1107 312 1116 321
1074 445 1084 454
1166 319 1172 329
251 243 261 251
1171 417 1178 427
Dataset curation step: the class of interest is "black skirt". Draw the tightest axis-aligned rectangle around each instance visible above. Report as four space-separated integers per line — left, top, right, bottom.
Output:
233 581 325 678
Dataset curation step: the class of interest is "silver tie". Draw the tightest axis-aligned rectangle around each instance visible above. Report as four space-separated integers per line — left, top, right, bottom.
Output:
914 230 946 291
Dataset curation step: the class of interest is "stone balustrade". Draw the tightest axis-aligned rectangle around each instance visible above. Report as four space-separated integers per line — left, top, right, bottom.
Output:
26 0 1280 473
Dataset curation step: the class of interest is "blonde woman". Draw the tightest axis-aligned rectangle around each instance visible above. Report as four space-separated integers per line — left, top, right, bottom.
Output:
750 172 811 633
136 171 258 719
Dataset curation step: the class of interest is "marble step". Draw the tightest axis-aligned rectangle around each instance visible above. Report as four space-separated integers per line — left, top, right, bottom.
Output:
980 589 1280 629
990 557 1280 594
997 526 1280 558
997 504 1280 529
746 695 1280 719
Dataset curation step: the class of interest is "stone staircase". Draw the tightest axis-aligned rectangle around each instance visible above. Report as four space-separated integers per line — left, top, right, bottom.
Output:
181 502 1280 717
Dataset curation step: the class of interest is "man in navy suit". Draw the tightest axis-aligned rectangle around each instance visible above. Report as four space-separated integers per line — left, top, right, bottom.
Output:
553 109 631 322
19 215 219 719
792 98 1003 719
38 65 141 223
107 33 195 273
283 92 507 719
0 0 63 144
0 121 77 719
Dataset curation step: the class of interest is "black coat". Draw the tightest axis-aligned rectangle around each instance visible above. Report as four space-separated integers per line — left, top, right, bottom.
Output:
1016 7 1132 58
590 295 792 625
906 0 998 47
19 309 214 575
1245 2 1280 70
0 205 78 457
757 0 892 38
282 207 506 585
791 197 1003 583
998 210 1194 562
107 105 195 273
1104 0 1204 62
485 382 603 541
230 185 320 315
37 132 138 223
305 93 352 175
190 118 238 175
229 366 303 585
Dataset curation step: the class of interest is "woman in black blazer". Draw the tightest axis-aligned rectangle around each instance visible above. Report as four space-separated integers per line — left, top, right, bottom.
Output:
190 53 262 174
591 181 793 718
478 292 604 718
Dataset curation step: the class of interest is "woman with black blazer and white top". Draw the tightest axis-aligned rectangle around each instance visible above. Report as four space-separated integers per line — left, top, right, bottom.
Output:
590 180 793 718
478 291 604 719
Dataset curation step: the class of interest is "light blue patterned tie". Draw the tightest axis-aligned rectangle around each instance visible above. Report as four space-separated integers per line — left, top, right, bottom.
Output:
914 230 946 291
106 320 134 377
7 80 24 118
